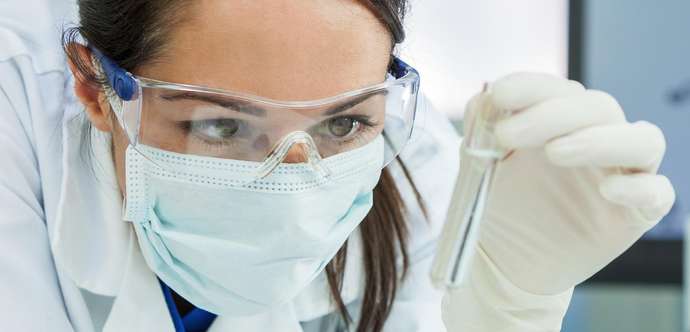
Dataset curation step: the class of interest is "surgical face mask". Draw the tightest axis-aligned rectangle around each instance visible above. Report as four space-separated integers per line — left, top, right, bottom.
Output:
123 136 384 316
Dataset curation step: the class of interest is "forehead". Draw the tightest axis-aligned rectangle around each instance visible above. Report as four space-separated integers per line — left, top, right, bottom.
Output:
137 0 393 101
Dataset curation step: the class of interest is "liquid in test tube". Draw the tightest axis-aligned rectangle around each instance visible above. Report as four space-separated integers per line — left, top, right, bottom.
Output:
430 84 512 289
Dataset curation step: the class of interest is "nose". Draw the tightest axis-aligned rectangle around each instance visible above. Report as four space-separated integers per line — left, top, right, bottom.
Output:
282 143 310 164
253 132 329 179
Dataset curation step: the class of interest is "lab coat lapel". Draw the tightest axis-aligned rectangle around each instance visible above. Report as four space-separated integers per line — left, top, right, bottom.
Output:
103 233 175 332
208 303 303 332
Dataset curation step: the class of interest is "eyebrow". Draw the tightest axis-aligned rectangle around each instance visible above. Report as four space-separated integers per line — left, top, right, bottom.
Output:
159 89 387 117
159 92 267 117
323 90 388 116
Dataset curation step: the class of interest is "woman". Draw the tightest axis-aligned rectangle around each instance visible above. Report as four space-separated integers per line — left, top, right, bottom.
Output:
0 0 675 331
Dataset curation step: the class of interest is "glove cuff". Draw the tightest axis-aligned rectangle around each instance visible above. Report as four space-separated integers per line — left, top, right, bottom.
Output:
441 246 573 332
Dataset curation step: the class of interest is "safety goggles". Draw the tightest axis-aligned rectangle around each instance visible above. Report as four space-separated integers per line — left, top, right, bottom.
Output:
92 48 420 180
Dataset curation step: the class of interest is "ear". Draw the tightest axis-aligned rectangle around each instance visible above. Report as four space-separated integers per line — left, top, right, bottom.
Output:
67 43 114 132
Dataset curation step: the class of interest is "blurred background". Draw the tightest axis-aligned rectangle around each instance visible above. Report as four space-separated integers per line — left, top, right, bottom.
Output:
399 0 689 331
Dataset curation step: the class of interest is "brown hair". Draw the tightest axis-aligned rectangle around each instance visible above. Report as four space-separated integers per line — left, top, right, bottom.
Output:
64 1 424 330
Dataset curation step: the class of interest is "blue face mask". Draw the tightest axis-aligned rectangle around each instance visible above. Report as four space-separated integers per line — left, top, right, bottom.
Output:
122 136 384 316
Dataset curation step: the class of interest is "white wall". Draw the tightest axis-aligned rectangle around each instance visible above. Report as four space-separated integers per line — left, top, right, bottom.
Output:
398 0 569 119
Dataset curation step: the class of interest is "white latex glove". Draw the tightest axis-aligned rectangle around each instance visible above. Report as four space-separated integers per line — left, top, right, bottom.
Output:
442 73 676 331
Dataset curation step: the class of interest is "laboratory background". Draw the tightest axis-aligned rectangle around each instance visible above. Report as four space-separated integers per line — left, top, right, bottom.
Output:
1 0 686 330
400 0 689 331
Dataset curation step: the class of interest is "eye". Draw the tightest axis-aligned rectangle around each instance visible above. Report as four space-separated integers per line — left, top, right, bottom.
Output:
327 117 360 137
189 118 241 141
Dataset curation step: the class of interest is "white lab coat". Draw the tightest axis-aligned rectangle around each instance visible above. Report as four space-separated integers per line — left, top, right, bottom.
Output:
0 1 461 331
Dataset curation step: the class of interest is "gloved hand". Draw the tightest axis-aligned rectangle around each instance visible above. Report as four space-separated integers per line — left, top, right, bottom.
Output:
441 73 676 331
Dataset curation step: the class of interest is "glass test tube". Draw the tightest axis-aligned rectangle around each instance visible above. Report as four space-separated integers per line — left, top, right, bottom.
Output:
430 84 512 289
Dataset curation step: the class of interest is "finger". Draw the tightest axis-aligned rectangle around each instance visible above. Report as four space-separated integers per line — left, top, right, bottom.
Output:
491 72 585 111
495 90 626 149
545 121 666 172
599 173 675 223
465 73 584 135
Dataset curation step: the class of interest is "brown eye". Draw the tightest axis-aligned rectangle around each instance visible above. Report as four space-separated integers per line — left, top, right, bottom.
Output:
327 117 359 137
190 118 240 141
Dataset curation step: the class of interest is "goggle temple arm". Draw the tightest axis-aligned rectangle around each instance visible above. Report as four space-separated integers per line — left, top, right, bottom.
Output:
90 46 142 145
389 56 415 79
90 47 139 101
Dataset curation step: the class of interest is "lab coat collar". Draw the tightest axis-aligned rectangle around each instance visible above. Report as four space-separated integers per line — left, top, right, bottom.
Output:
103 233 175 332
52 116 130 296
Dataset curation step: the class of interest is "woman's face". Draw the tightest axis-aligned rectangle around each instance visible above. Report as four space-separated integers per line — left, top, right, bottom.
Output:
104 0 393 194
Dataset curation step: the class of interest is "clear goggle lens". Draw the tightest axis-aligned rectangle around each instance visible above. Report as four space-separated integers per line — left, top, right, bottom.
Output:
105 58 420 179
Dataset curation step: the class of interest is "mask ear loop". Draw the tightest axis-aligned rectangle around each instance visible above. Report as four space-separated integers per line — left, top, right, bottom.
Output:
253 131 331 181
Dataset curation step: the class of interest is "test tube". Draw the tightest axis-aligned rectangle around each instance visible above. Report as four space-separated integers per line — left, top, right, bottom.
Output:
430 83 512 289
